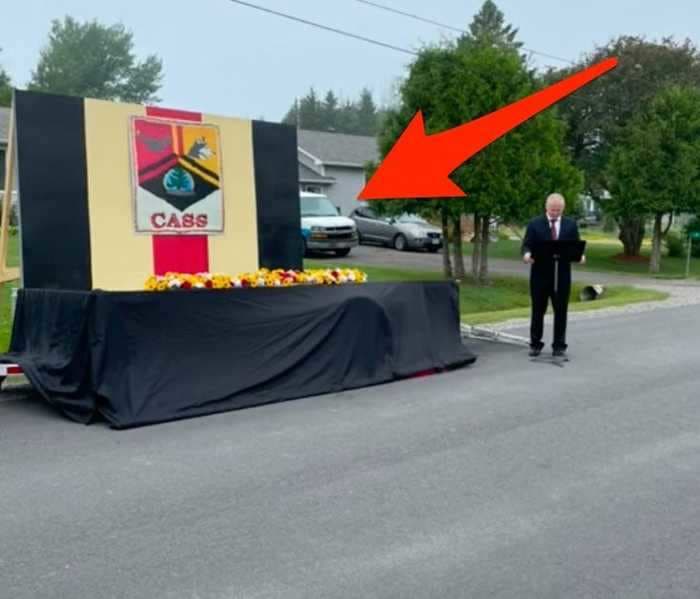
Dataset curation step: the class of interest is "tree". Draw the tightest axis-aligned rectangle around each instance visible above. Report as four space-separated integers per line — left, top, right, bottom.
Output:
282 99 299 127
322 90 340 130
375 19 580 283
372 48 469 278
282 87 381 135
338 98 358 134
355 88 379 135
458 0 523 53
298 87 324 130
28 16 163 103
282 88 326 130
551 36 700 256
0 49 12 107
607 87 700 273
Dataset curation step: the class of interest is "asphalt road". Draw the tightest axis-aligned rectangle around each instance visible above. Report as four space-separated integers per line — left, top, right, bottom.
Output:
1 305 700 598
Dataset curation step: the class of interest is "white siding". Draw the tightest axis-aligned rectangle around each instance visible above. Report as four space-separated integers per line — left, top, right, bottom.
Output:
322 166 367 215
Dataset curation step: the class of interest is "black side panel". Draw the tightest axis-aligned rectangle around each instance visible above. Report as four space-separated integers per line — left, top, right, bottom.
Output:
14 90 92 289
252 121 301 270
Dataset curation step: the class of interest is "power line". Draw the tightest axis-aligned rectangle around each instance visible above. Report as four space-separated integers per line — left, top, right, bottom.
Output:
354 0 575 65
227 0 418 56
357 0 465 34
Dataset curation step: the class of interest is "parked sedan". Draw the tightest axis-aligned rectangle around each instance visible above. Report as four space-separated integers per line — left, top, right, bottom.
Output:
349 208 443 252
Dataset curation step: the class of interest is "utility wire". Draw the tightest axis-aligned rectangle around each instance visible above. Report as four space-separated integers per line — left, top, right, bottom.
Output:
227 0 418 56
354 0 575 65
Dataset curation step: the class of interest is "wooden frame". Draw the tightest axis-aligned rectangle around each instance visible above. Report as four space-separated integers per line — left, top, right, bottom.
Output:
0 99 19 283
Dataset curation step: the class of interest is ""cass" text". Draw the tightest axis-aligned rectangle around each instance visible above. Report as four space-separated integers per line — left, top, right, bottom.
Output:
150 213 209 229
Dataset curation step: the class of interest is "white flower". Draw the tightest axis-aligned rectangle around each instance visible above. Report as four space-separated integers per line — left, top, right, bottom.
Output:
339 275 348 284
257 278 266 287
168 279 182 289
232 278 242 288
194 282 205 289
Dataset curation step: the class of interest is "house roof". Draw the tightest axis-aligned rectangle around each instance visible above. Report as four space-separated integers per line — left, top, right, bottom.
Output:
297 128 379 168
298 162 334 184
0 106 10 145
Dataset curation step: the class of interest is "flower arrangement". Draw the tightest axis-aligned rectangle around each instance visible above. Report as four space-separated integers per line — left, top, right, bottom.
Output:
144 268 368 291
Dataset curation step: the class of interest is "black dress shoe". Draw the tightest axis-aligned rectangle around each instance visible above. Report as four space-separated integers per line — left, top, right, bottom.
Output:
528 347 542 357
552 349 568 360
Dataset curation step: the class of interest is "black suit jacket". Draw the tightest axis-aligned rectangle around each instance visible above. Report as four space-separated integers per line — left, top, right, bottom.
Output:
522 215 581 290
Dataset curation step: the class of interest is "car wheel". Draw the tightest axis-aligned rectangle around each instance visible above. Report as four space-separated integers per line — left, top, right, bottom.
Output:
334 248 351 257
393 234 407 251
427 246 439 253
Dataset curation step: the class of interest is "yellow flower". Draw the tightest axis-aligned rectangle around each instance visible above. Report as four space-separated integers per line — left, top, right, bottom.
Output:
145 268 367 292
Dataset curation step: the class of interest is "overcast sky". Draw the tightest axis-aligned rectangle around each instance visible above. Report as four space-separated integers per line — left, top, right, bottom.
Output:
3 1 700 121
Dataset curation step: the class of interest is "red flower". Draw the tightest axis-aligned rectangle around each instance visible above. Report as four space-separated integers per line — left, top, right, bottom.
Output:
205 280 213 289
181 281 192 290
242 280 251 287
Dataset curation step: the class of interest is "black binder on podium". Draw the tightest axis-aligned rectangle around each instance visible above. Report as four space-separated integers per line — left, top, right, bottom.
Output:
531 240 586 263
530 240 586 294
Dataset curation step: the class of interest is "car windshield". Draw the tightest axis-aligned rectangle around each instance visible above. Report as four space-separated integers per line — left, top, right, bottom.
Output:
397 214 428 224
301 196 338 217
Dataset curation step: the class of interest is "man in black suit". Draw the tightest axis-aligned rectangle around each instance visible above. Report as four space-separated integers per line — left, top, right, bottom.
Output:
522 193 586 359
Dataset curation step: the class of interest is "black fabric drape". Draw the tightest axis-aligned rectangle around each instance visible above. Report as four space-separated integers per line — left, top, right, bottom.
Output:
1 283 476 428
6 289 95 422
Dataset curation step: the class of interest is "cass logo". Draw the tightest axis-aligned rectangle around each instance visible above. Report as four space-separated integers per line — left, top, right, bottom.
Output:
131 117 224 233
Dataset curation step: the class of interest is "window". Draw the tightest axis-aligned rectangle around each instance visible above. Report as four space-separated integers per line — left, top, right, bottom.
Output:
302 184 322 194
355 207 376 219
396 214 428 225
300 195 339 217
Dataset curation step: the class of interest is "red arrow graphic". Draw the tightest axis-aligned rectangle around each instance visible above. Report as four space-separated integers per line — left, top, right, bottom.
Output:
359 57 618 200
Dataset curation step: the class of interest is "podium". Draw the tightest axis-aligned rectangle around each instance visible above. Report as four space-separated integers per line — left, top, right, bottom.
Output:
531 240 586 294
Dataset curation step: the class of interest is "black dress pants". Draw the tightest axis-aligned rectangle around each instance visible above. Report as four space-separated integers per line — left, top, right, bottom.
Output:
530 269 571 351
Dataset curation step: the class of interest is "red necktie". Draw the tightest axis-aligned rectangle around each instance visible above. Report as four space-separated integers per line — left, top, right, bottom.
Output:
550 219 558 240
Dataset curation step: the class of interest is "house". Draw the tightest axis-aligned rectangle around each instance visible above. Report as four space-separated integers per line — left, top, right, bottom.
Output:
297 129 379 216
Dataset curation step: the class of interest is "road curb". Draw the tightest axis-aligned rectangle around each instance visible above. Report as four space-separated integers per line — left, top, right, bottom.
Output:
461 324 529 346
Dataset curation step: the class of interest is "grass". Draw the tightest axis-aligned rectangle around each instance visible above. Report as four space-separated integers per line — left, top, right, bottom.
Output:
0 282 15 352
464 285 667 325
0 233 20 352
464 237 700 278
306 260 668 326
6 231 20 267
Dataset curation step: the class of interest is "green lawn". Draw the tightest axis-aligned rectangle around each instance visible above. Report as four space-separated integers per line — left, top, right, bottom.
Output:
6 230 20 267
0 233 20 351
306 260 668 326
0 282 15 352
465 238 700 278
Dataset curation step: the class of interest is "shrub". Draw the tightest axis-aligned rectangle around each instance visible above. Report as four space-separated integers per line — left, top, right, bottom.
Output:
664 231 685 258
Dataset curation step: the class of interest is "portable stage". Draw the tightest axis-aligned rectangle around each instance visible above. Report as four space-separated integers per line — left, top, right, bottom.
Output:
0 91 476 428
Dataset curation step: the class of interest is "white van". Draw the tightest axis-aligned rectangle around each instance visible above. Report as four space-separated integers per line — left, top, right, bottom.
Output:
300 192 358 257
